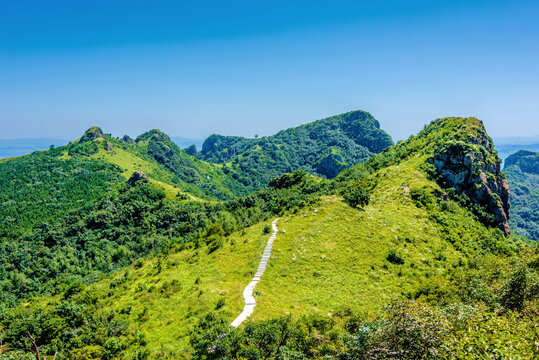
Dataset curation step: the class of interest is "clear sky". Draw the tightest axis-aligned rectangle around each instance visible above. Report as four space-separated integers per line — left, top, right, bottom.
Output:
1 0 538 141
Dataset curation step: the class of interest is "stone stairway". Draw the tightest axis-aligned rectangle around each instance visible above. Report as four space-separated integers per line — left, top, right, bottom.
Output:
230 218 279 327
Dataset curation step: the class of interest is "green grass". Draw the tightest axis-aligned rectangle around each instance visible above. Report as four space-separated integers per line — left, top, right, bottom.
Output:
2 117 528 359
58 153 509 358
90 146 201 201
85 218 274 357
253 155 462 319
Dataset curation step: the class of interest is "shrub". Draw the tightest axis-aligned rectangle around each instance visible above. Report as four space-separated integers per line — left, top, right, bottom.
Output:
366 301 449 359
215 298 226 310
207 237 224 254
500 267 538 311
342 181 370 208
387 250 404 265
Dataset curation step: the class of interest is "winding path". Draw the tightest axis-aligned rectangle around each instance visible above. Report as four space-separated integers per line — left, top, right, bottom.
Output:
230 218 279 327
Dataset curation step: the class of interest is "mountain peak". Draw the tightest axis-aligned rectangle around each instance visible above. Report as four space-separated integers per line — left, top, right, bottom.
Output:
79 126 104 143
136 129 171 143
338 110 380 128
428 117 510 235
505 150 539 175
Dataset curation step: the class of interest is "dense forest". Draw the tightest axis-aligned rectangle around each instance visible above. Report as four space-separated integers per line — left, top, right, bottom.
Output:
0 145 123 240
0 115 537 359
196 111 394 184
504 150 539 240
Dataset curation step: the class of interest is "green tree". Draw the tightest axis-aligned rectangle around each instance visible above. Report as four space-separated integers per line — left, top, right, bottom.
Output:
342 181 370 208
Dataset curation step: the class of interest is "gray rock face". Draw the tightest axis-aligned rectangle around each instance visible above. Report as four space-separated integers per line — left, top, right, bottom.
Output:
434 137 510 236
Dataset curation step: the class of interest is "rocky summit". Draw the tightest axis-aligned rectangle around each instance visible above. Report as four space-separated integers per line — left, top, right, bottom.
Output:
433 119 510 235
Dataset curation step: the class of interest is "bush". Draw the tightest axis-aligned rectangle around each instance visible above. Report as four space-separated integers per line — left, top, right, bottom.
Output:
387 250 404 265
207 237 224 254
367 301 449 359
500 267 538 312
262 224 271 235
342 181 370 208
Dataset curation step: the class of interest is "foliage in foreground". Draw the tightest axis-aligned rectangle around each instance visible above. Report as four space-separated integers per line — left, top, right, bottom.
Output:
191 247 539 360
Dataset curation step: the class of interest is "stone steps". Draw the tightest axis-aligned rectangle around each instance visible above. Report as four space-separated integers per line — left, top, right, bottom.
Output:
230 218 279 328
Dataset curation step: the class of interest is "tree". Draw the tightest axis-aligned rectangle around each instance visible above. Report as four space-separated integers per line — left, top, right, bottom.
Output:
27 333 57 360
342 181 370 209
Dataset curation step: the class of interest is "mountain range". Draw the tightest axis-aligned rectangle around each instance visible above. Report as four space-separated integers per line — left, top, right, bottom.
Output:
0 111 537 359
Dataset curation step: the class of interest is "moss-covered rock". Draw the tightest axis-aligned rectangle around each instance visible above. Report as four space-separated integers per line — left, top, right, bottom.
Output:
432 121 510 235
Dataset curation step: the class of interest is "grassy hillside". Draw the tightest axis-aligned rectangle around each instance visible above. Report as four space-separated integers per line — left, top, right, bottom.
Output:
0 110 396 241
0 125 250 242
504 150 539 240
1 117 537 359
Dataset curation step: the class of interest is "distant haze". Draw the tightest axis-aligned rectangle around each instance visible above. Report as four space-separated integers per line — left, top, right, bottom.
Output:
0 138 69 158
171 137 205 150
0 136 205 159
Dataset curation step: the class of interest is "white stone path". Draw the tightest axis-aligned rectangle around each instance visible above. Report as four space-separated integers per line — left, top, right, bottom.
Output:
230 218 279 328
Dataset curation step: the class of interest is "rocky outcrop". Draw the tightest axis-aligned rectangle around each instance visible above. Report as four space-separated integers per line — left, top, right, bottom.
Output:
79 126 113 151
433 132 510 235
184 144 198 156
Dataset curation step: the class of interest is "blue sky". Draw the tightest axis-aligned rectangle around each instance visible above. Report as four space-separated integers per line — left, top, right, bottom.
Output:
1 0 538 141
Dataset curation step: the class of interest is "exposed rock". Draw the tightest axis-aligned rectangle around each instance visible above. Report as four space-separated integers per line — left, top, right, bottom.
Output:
78 126 113 151
127 171 149 185
122 135 136 144
433 128 510 235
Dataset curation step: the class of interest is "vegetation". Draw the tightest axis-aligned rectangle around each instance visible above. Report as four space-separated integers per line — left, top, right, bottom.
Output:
504 150 539 240
341 181 370 208
196 110 393 186
0 145 123 240
0 115 537 359
0 171 323 308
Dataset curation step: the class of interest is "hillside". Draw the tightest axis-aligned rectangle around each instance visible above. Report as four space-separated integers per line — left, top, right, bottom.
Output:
0 111 394 241
196 110 394 185
0 125 257 241
504 150 539 240
1 116 536 359
0 140 124 240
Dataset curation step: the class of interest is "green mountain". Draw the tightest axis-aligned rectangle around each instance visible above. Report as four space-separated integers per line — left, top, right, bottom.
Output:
0 127 227 242
504 150 539 240
0 111 393 241
197 110 394 183
1 116 536 360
